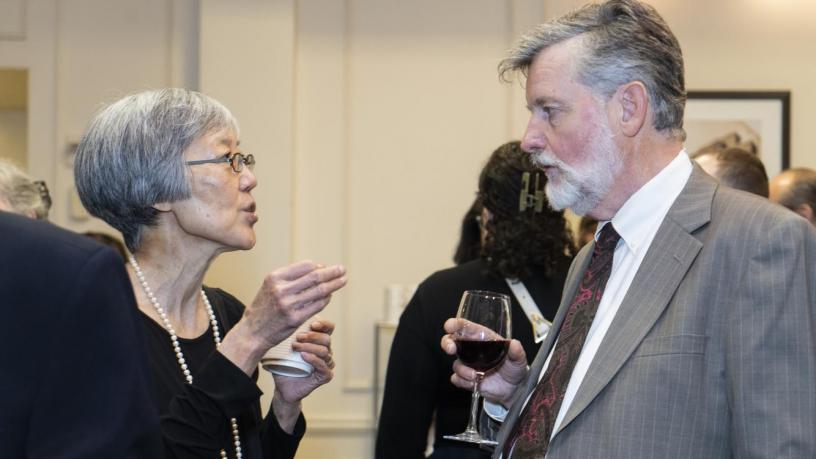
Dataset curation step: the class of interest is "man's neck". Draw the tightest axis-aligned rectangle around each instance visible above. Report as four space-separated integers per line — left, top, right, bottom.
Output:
589 138 684 220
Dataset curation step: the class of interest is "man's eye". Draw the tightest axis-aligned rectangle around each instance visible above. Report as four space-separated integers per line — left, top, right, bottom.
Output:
537 106 553 118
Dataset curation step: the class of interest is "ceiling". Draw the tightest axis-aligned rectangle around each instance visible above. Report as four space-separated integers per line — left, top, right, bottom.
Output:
0 69 27 110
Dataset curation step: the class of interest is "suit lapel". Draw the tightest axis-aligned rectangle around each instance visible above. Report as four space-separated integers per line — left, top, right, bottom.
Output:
553 166 717 437
495 243 594 450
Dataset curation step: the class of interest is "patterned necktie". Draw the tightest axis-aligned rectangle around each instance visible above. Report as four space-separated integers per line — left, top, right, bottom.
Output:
503 223 621 458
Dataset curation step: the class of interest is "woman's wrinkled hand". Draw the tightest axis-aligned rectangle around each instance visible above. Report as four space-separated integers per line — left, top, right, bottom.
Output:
271 319 337 432
218 260 346 377
273 318 336 403
245 260 346 351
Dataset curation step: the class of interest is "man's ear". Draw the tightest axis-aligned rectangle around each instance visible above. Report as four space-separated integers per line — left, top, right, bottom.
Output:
795 203 815 223
153 202 172 212
614 81 648 137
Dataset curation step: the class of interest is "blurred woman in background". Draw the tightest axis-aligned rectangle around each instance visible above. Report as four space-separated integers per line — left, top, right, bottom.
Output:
452 196 483 266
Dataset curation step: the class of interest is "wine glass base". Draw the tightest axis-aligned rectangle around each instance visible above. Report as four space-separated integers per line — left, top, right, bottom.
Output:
443 433 498 446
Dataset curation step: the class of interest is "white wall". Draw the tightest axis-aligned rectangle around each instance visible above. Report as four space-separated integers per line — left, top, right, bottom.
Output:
4 0 816 458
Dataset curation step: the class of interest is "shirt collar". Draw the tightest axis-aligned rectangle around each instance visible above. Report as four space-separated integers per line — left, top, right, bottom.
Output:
596 149 693 255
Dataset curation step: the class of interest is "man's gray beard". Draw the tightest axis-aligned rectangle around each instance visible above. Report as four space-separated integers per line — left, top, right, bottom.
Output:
531 153 604 215
545 179 602 216
531 135 622 216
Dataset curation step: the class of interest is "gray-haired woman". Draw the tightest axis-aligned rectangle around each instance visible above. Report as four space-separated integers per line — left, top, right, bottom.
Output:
74 88 346 458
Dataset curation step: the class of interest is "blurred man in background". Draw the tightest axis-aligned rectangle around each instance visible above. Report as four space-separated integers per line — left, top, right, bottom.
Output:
692 146 769 197
769 167 816 226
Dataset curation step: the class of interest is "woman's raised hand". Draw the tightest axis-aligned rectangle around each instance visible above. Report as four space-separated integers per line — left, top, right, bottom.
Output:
219 260 346 375
248 260 346 348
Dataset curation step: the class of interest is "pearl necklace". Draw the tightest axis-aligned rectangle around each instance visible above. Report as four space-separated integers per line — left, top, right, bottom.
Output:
129 255 243 459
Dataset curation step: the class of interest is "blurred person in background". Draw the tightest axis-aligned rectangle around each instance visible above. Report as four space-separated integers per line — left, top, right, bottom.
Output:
74 88 347 459
769 167 816 226
376 141 574 459
0 158 51 220
1 210 162 457
692 146 769 197
577 216 598 248
452 196 484 266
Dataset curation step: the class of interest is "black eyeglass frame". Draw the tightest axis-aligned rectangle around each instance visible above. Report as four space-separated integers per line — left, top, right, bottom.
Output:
185 153 255 173
32 180 52 210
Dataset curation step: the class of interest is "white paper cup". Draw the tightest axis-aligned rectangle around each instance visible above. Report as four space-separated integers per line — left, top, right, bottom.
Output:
261 319 315 378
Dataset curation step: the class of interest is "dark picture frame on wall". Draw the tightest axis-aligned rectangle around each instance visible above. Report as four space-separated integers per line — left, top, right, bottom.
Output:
685 90 790 177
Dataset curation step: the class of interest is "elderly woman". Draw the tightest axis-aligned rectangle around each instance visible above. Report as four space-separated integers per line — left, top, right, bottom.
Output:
74 88 346 458
376 141 575 459
0 158 51 219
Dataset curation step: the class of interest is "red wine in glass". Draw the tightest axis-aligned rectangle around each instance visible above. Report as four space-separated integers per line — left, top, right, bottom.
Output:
444 290 512 445
455 339 510 373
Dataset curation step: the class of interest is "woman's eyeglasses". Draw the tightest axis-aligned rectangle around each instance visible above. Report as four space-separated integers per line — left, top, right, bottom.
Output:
32 180 52 211
186 152 255 173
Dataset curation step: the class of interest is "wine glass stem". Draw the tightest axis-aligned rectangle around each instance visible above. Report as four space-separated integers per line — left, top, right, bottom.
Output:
465 372 484 435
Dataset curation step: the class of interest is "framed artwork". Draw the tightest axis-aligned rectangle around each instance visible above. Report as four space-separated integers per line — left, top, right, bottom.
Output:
685 90 790 176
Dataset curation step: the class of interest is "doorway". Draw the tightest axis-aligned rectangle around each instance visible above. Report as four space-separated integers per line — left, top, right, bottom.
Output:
0 68 28 167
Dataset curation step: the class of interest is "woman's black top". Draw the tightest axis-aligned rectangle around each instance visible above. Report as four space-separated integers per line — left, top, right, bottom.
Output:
375 258 570 459
141 287 305 458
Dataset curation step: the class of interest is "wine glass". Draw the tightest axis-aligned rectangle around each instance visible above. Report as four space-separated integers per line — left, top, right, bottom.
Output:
443 290 512 445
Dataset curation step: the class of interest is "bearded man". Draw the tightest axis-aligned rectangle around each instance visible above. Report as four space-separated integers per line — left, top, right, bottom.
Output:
442 1 816 458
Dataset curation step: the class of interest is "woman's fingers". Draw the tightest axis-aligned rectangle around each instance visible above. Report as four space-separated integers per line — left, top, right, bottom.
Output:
295 328 333 347
272 260 320 281
309 319 335 335
301 351 335 374
289 276 347 306
292 341 330 359
278 265 346 297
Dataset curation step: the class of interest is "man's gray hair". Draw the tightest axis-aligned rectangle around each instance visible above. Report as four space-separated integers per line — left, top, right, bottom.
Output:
499 0 686 140
74 88 238 252
0 159 51 220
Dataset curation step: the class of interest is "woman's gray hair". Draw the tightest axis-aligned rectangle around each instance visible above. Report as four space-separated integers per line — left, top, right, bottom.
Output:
74 88 238 252
498 0 686 141
0 158 51 220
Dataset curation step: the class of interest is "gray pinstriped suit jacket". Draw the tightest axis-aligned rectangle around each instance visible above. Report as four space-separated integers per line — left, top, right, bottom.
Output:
494 167 816 458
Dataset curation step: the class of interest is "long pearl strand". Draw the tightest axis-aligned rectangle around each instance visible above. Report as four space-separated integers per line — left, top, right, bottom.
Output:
129 255 243 459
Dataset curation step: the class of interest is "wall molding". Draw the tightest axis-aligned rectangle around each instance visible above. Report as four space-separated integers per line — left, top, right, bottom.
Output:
307 415 375 433
342 377 373 392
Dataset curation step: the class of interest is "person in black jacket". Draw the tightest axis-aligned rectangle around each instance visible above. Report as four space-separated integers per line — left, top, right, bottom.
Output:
452 196 483 266
0 210 162 458
73 88 347 459
376 141 575 459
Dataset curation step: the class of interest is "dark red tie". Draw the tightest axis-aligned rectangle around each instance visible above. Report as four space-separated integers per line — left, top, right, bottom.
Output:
503 223 621 458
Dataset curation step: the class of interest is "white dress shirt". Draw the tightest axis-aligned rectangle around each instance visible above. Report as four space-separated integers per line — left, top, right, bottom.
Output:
488 149 693 454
